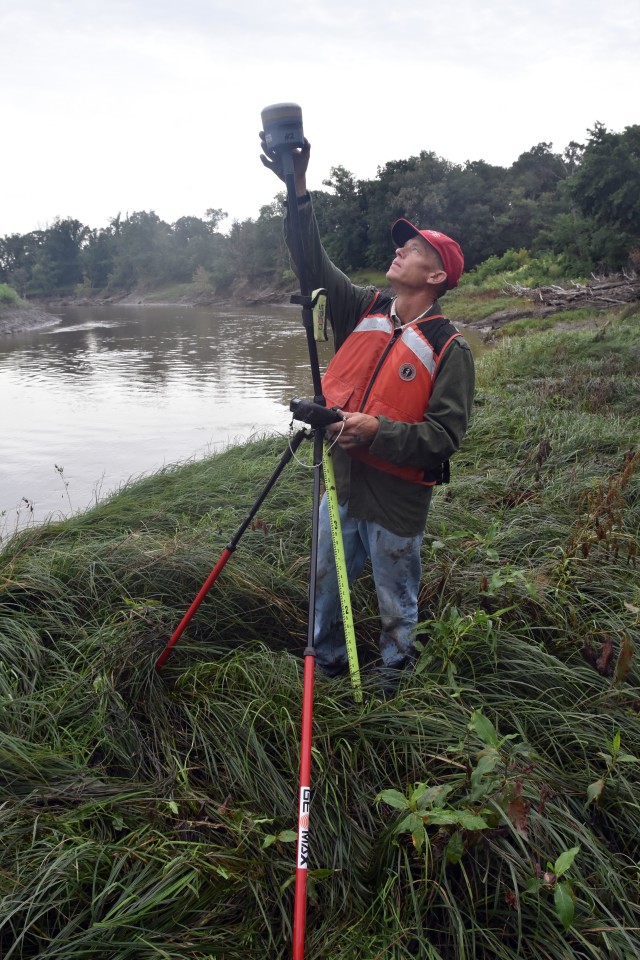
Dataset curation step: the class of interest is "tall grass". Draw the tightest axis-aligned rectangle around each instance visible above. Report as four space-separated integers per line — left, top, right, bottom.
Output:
1 312 639 958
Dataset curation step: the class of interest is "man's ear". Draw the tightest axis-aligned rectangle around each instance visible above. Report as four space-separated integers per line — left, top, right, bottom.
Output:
427 268 447 286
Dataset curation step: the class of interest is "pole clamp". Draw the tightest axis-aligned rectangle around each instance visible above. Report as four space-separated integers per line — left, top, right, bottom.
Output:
291 289 329 342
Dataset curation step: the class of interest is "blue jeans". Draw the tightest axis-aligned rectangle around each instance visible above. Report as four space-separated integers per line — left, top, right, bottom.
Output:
313 496 423 675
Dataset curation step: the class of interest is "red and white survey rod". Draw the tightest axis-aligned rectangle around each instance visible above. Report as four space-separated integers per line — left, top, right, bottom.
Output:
292 424 324 960
293 650 315 959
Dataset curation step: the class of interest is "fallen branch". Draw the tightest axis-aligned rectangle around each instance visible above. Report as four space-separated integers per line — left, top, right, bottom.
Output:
505 274 640 309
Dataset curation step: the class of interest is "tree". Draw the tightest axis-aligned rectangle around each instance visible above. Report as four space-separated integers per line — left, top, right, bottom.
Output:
562 140 585 175
443 160 511 268
107 211 172 290
508 142 568 200
570 123 640 239
363 152 454 270
0 234 31 290
170 216 212 281
16 219 90 295
224 200 288 290
204 208 228 232
541 209 629 275
315 166 368 272
81 227 116 290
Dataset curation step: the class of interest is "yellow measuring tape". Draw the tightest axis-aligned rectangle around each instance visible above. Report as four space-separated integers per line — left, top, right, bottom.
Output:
322 442 362 702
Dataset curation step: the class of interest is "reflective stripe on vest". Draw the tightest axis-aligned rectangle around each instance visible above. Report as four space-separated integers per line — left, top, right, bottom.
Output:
402 325 437 378
354 316 393 334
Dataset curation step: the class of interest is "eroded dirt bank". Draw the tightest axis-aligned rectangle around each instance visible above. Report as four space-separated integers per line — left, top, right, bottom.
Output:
0 306 63 336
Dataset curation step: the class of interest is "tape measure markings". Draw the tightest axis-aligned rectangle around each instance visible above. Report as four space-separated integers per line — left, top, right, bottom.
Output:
322 442 362 701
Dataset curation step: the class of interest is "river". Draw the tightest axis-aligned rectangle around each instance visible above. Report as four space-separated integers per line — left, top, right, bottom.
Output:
1 303 482 536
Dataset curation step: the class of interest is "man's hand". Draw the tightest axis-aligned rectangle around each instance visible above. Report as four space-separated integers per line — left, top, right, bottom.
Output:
259 133 310 197
325 411 379 450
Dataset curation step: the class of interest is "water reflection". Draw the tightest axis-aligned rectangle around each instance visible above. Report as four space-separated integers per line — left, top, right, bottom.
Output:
0 304 324 530
1 303 482 533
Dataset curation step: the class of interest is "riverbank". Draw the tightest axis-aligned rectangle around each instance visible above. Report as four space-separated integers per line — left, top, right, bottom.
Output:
0 304 63 336
1 310 638 957
0 285 290 338
3 272 638 342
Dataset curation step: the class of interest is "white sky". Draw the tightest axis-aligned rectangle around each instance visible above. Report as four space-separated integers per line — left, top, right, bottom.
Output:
1 0 638 237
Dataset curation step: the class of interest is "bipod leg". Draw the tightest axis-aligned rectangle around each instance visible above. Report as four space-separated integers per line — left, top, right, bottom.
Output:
155 428 309 670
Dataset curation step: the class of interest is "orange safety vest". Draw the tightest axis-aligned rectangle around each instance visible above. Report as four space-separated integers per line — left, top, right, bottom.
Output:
322 293 460 486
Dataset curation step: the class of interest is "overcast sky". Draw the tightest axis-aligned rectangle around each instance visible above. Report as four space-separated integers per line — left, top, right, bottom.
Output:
1 0 638 237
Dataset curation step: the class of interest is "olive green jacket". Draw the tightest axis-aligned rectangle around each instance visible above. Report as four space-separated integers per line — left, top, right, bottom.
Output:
285 193 475 537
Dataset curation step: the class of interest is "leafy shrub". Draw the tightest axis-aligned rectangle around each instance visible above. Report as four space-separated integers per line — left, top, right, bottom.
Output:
461 249 587 291
0 282 21 306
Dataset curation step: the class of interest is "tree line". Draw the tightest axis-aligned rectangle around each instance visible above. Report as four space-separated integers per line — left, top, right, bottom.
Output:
1 122 638 300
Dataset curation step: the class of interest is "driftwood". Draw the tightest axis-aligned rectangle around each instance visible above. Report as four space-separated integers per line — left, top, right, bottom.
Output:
469 274 640 334
504 274 640 309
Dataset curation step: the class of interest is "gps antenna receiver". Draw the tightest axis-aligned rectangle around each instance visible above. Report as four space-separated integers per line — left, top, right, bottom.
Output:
261 102 305 155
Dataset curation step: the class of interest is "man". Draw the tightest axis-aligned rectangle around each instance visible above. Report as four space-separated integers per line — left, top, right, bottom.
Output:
261 136 475 690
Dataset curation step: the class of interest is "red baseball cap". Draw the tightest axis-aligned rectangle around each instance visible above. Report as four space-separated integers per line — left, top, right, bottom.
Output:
391 218 464 289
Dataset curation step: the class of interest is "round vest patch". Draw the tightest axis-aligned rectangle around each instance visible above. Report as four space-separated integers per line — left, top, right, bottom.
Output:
398 362 417 382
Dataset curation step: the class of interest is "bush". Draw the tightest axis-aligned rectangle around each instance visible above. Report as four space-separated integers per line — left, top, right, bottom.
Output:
0 282 21 307
461 249 587 291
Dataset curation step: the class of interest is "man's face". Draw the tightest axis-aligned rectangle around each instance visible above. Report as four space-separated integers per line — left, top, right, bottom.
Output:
386 234 445 290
